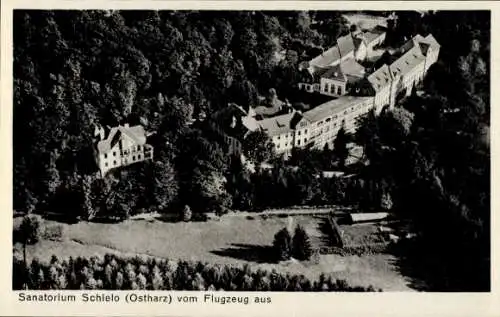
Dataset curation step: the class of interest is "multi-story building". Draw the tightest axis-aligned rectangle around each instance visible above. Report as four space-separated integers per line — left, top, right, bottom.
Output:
94 124 154 176
354 33 441 112
256 111 305 157
303 96 374 149
219 31 440 162
299 27 387 97
307 32 368 73
298 58 366 97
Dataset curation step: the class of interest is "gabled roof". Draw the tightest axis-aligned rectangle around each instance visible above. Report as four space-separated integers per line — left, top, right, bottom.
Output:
340 58 366 81
367 64 393 92
363 30 385 46
400 33 440 57
337 34 356 57
309 33 358 69
315 58 365 84
242 116 260 132
390 45 426 78
257 112 298 137
423 34 440 49
97 125 147 153
303 96 373 123
310 45 342 69
318 64 347 82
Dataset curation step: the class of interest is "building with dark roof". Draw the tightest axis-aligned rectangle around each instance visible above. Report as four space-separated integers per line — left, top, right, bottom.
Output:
94 124 154 176
308 32 369 72
352 32 440 113
299 58 367 97
215 31 439 161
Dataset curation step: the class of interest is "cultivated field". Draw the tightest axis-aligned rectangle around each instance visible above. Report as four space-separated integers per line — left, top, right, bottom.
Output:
13 215 413 291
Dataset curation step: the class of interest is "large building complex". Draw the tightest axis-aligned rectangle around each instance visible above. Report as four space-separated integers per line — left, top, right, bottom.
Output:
238 30 440 157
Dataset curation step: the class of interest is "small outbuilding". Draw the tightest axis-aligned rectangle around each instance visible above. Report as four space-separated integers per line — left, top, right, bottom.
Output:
348 212 389 224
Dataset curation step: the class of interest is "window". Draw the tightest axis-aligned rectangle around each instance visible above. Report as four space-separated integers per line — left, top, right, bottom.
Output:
113 151 116 156
298 140 301 145
304 138 307 143
277 136 280 140
113 160 117 166
277 144 280 149
105 162 108 167
337 86 342 95
132 156 136 161
298 131 301 136
305 129 308 134
138 154 141 160
104 153 107 159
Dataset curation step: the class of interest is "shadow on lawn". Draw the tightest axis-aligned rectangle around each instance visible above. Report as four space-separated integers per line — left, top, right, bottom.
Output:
210 243 277 264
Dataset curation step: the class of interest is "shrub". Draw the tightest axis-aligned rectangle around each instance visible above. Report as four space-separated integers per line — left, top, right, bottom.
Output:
42 224 66 241
292 225 313 261
191 213 208 222
273 227 292 261
380 192 393 211
182 205 192 222
19 214 43 245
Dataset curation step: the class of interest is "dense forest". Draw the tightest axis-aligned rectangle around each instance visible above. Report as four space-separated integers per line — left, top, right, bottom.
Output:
14 10 490 291
13 10 351 219
356 11 490 291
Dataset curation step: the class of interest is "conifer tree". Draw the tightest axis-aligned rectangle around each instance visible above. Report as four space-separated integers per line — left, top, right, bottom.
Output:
273 227 292 261
292 224 313 261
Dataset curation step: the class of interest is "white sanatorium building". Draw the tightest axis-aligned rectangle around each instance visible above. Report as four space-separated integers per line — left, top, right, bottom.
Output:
239 31 440 157
94 124 154 176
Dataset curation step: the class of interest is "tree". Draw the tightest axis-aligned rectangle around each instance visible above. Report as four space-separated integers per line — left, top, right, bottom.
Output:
151 160 178 213
19 214 43 268
380 192 393 211
182 205 192 222
273 227 292 261
333 127 349 169
242 130 275 164
292 224 313 261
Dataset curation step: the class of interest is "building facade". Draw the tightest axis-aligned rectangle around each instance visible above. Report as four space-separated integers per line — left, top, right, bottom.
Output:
94 124 154 176
220 31 440 162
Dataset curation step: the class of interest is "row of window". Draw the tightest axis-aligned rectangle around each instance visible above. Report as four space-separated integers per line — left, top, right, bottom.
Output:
104 154 143 168
104 145 143 159
277 133 293 140
323 83 344 96
276 137 309 150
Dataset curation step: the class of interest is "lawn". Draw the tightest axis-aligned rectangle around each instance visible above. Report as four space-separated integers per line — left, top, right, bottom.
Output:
340 223 388 247
13 215 413 291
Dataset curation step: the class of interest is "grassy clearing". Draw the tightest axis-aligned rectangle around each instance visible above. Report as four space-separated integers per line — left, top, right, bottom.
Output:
340 223 388 247
13 215 413 291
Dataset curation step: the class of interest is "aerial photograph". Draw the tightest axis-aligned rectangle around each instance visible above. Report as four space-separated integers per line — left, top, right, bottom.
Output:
12 10 490 292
